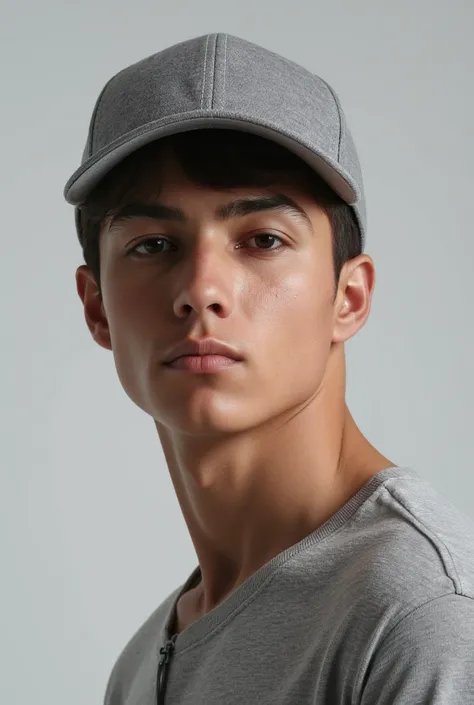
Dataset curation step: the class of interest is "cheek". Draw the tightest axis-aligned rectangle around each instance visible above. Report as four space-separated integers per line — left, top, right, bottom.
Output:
102 262 164 338
104 287 142 344
253 271 335 397
101 281 159 404
253 271 333 344
243 271 334 411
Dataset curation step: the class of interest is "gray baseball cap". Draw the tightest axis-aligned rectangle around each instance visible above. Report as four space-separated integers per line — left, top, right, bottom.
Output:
63 33 366 250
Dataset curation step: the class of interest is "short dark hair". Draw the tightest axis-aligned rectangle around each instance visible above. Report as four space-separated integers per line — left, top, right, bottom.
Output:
77 129 362 300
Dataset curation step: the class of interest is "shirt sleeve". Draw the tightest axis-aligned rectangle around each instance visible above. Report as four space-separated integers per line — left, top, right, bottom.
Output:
358 593 474 704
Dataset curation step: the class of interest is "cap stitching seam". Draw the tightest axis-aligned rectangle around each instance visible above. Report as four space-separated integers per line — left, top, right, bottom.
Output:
200 35 211 109
210 34 218 110
223 33 228 105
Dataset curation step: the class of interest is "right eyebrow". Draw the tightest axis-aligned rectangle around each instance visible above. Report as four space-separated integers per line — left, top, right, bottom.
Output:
107 202 186 231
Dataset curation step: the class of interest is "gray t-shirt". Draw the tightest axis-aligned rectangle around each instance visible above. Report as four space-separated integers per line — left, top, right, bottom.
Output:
103 466 474 704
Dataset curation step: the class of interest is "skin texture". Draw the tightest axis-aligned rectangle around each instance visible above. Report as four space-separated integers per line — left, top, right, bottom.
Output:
76 147 394 633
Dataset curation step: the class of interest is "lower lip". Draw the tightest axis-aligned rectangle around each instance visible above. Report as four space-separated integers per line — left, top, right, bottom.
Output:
165 355 242 373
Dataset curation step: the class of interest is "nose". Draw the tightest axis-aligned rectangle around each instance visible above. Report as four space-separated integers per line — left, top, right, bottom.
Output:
172 248 235 321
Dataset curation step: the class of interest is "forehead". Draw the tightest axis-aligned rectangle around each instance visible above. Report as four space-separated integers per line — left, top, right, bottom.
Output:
110 140 324 200
108 176 327 238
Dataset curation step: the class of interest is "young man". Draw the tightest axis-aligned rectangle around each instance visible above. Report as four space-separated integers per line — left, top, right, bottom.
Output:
64 34 474 705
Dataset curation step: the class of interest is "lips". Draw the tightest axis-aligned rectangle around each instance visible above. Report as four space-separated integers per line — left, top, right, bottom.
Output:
162 337 244 364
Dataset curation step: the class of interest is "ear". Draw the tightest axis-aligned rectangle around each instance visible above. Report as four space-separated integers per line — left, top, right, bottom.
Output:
332 255 376 345
76 265 112 351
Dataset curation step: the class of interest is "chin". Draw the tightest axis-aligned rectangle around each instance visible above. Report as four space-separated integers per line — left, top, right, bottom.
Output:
153 396 269 436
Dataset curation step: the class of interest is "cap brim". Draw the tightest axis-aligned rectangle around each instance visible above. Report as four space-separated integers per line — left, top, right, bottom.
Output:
64 112 361 207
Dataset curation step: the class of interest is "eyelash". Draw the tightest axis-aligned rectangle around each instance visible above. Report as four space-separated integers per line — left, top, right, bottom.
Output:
127 233 287 257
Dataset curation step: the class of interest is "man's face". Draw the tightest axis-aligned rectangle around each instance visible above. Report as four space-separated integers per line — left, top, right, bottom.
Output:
93 150 340 436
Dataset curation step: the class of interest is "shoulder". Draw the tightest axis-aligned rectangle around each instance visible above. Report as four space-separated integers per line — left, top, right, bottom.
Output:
328 468 474 667
348 468 474 602
342 469 474 702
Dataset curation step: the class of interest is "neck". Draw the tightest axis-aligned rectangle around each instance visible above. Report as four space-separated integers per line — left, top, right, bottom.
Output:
155 352 393 615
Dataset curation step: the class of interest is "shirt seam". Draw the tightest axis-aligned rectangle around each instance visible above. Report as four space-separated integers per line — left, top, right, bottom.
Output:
383 484 463 594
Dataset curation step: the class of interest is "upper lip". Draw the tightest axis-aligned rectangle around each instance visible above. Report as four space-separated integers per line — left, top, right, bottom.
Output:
163 338 244 364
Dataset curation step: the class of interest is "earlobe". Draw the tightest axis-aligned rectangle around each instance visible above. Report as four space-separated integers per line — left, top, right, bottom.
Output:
75 265 112 351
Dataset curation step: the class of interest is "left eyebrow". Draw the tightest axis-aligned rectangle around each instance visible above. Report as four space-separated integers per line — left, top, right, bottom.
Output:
106 193 314 234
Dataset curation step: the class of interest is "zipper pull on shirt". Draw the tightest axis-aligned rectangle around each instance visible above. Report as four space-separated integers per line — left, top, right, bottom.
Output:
156 634 178 705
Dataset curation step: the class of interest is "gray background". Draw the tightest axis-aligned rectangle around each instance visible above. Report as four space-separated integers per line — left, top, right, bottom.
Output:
1 1 473 703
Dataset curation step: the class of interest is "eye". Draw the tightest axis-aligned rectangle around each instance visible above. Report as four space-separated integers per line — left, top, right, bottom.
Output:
127 237 174 256
245 233 286 251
